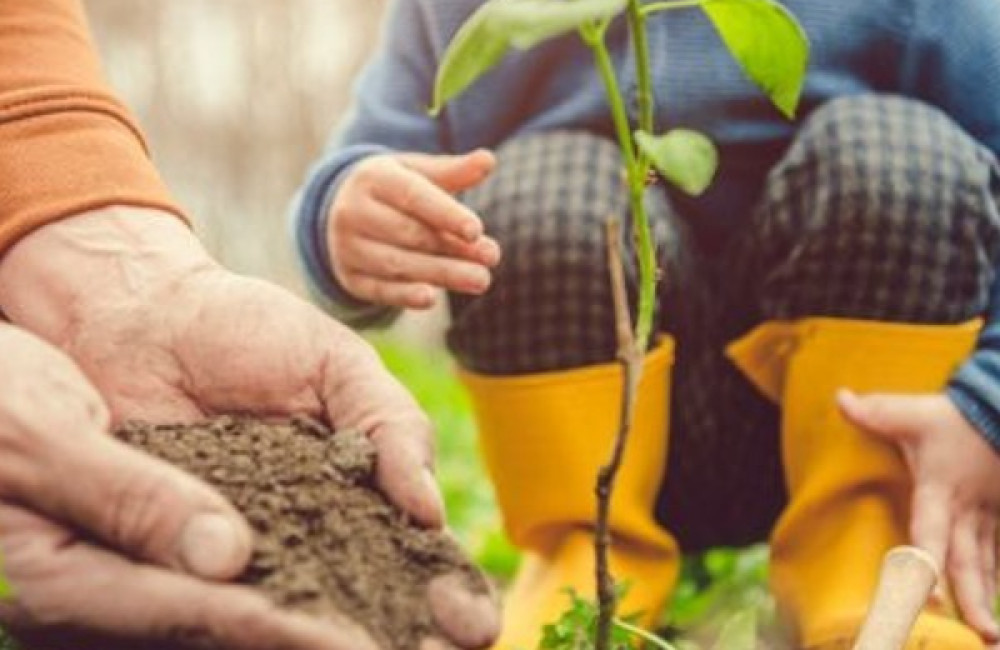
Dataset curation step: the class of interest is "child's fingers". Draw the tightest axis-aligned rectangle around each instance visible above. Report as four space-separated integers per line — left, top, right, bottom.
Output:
336 272 438 309
910 482 952 570
397 149 496 194
370 161 484 242
438 232 502 268
978 516 997 608
949 513 1000 642
354 201 501 267
341 239 491 295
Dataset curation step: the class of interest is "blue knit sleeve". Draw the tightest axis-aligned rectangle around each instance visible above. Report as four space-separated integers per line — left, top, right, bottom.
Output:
949 282 1000 452
291 0 448 327
900 0 1000 450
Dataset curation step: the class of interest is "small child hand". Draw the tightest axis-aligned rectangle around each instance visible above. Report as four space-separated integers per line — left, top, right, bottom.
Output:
839 390 1000 644
327 149 500 309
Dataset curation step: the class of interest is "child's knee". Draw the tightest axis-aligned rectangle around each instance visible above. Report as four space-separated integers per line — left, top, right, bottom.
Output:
753 95 1000 321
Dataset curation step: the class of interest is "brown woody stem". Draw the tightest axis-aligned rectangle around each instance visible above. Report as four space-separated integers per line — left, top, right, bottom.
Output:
596 219 643 650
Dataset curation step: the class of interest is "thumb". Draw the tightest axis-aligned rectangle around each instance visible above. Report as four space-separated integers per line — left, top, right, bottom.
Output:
27 431 253 581
836 389 925 444
398 149 496 193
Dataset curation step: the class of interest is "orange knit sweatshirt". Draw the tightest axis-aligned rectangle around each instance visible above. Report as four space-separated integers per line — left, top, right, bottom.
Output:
0 0 184 255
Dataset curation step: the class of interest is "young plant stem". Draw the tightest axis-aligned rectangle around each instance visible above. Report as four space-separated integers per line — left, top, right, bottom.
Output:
584 9 661 650
613 619 679 650
597 220 643 650
582 16 657 352
628 1 656 149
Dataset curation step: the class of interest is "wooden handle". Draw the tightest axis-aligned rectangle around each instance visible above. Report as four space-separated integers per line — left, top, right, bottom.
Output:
852 546 939 650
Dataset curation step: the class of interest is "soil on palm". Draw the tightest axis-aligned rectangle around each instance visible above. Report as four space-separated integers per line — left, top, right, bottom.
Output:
116 416 491 650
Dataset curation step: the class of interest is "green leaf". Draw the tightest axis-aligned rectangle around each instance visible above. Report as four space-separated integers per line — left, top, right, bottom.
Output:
700 0 809 118
0 556 11 600
431 0 628 115
613 619 679 650
710 610 757 650
635 129 718 196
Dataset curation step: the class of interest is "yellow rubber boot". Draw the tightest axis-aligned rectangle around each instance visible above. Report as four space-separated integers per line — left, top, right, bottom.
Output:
728 318 983 649
459 339 680 650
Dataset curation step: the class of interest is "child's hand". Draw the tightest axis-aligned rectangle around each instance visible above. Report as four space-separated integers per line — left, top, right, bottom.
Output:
328 150 500 308
839 390 1000 644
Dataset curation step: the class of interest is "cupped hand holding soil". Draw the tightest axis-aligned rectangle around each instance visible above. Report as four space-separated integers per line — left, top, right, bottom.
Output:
117 416 500 650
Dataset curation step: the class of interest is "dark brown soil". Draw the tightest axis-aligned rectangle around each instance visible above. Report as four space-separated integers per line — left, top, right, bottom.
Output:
116 416 491 650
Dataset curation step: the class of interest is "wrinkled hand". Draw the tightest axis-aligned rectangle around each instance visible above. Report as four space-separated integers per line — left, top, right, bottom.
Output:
0 208 500 650
329 150 500 308
0 324 372 650
839 390 1000 643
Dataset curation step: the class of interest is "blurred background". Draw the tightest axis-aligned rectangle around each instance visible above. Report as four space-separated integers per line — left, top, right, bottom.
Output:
79 3 773 645
86 0 387 293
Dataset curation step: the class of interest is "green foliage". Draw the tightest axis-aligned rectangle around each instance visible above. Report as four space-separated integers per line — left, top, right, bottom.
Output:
433 0 809 122
431 0 628 115
709 611 756 650
700 0 808 118
370 335 520 579
635 129 718 196
538 588 647 650
666 546 774 643
0 560 12 649
535 584 766 650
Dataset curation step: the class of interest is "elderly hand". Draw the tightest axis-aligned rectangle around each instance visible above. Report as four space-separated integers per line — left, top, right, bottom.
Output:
838 390 1000 644
0 324 375 650
0 207 500 650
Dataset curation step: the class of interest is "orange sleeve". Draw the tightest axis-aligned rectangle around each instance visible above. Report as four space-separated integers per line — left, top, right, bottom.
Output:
0 0 186 255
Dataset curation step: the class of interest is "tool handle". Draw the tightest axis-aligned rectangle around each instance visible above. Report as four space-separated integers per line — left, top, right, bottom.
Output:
852 546 939 650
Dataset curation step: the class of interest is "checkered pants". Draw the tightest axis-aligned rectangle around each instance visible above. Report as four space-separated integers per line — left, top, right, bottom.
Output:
448 95 1000 551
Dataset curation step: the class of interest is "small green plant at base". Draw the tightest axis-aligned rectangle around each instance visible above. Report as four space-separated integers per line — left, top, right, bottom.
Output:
431 1 808 649
539 588 672 650
668 546 772 635
538 587 761 650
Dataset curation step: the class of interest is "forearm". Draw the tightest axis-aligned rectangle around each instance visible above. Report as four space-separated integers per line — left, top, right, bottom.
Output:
0 1 184 256
0 207 215 347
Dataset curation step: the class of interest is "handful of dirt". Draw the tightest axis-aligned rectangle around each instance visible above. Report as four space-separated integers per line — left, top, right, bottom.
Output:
116 416 493 650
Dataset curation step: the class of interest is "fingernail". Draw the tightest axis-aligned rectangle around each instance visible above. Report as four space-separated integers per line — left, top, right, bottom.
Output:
415 286 437 308
180 513 249 579
466 268 491 292
477 240 501 266
461 219 483 242
428 573 501 648
836 388 860 413
987 620 1000 642
422 470 446 523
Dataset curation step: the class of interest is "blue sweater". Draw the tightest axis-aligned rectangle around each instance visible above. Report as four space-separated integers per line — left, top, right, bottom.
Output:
293 0 1000 448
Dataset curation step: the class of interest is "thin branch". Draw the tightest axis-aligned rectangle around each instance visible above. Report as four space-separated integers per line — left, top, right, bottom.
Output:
596 220 643 650
606 219 635 362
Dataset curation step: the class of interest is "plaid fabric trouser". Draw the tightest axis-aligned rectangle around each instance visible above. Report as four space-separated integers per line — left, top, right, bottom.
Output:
447 95 1000 552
